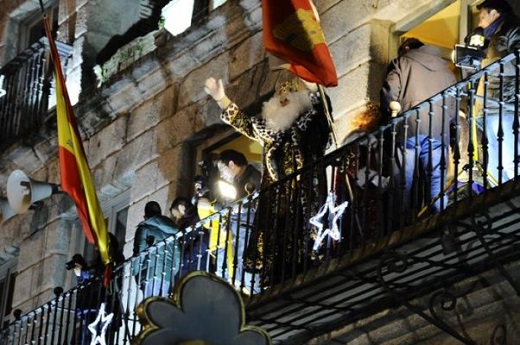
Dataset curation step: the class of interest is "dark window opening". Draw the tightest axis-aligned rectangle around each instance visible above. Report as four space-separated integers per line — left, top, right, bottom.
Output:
96 0 172 66
0 270 16 328
20 5 59 53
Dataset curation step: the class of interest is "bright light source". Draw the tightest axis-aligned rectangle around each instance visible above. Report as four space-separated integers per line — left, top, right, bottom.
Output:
0 75 6 98
162 0 195 36
218 180 237 200
212 0 227 9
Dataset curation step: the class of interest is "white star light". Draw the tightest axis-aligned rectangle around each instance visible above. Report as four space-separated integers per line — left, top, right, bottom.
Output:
310 192 348 251
0 75 6 98
88 302 114 345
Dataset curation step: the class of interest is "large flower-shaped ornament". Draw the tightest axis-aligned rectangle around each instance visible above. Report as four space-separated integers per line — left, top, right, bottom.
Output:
134 271 271 345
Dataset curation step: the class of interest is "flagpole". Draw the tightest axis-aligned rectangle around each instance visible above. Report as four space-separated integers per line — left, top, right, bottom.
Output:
317 85 339 148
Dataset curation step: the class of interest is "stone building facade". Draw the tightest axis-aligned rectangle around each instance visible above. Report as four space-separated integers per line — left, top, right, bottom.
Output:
1 0 519 342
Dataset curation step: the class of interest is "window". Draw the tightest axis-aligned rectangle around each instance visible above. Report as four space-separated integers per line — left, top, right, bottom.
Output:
204 133 263 170
198 133 263 200
397 0 483 71
0 263 17 328
161 0 226 36
78 192 130 265
18 4 58 54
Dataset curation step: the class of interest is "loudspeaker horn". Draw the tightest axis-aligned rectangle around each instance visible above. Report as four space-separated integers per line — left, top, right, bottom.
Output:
7 170 58 214
0 197 16 223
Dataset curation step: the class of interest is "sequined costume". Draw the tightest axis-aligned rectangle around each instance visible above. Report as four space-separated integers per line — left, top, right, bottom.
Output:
220 91 331 285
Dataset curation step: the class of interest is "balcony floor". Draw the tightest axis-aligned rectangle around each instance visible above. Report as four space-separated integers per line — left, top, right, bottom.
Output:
245 180 520 344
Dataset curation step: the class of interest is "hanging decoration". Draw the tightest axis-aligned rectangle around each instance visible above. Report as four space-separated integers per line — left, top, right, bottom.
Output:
87 303 114 345
0 75 6 98
310 191 349 252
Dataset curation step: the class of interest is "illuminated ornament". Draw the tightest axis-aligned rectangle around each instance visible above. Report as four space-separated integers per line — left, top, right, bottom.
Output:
88 303 114 345
134 271 271 345
310 191 348 252
0 75 5 98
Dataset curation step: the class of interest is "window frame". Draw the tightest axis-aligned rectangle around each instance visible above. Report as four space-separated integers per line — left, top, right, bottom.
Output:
0 259 17 328
74 191 130 266
18 3 59 55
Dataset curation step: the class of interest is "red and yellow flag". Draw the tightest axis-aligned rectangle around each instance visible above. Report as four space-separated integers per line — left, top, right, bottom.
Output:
43 18 112 267
262 0 338 87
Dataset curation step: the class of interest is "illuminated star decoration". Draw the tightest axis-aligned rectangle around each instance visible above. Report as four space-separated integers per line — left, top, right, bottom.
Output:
88 303 114 345
0 75 6 98
310 191 348 252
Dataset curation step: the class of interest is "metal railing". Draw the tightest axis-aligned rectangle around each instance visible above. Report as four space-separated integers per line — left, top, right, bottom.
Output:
0 37 72 151
1 50 518 344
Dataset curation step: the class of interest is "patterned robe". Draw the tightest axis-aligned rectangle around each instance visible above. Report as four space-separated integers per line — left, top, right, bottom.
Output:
220 91 331 285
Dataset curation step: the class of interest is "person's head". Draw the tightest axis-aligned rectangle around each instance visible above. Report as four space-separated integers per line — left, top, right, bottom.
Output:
477 0 511 29
275 78 308 107
398 38 424 56
262 73 314 132
217 149 248 182
144 201 162 219
193 175 205 192
71 253 88 268
169 197 194 222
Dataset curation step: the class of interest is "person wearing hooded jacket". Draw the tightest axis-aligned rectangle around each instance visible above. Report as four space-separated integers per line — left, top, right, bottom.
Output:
473 0 520 182
380 38 457 218
132 201 181 298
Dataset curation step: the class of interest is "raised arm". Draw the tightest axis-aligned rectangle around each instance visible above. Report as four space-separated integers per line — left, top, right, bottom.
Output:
204 77 262 141
204 77 231 109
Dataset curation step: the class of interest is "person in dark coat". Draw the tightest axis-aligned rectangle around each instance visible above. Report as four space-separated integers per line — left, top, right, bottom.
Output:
70 233 125 345
473 0 520 182
132 201 181 298
204 75 331 286
216 149 262 200
380 38 457 218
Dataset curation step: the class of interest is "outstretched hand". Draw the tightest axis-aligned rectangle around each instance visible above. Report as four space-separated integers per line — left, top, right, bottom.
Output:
204 77 226 101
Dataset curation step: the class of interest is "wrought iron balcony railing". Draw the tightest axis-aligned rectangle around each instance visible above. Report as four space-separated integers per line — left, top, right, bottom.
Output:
0 38 72 152
1 50 519 344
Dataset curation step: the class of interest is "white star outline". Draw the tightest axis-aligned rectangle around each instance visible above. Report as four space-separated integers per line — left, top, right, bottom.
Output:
310 191 349 252
87 302 114 345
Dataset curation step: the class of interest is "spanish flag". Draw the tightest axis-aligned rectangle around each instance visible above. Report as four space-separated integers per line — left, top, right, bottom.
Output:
262 0 338 87
43 18 112 268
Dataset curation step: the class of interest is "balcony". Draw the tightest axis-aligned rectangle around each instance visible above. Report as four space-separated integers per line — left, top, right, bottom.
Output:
1 51 519 344
0 38 72 153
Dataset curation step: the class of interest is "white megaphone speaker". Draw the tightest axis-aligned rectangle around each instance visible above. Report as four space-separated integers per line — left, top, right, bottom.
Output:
6 170 58 214
0 197 16 223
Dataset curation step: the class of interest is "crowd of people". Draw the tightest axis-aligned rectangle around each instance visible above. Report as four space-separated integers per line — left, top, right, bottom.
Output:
378 0 520 222
70 2 520 338
64 2 519 344
127 0 520 297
